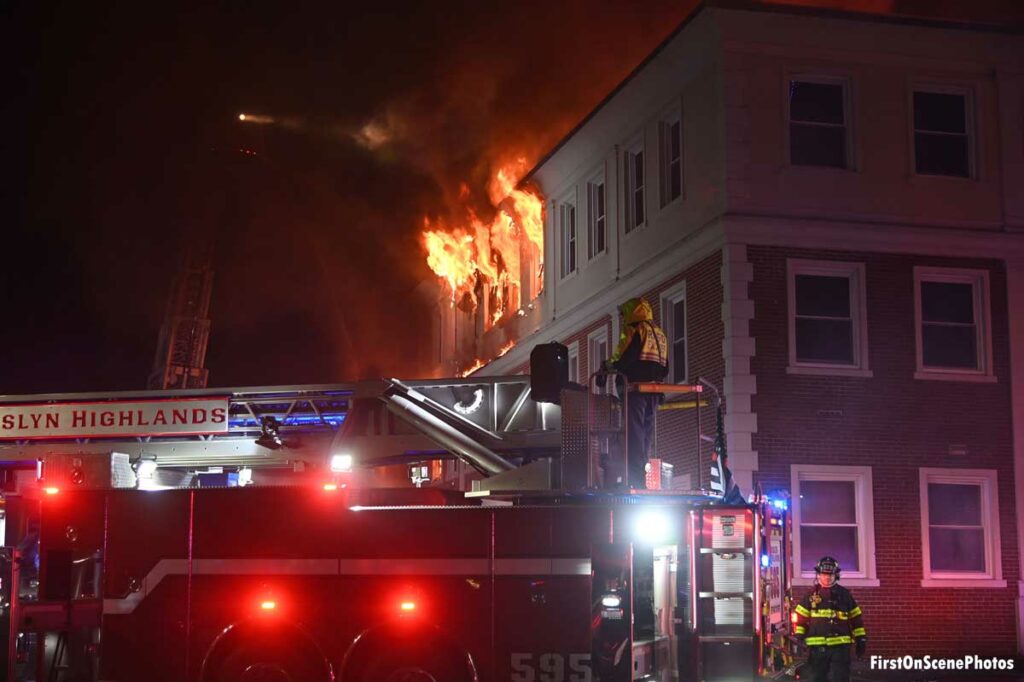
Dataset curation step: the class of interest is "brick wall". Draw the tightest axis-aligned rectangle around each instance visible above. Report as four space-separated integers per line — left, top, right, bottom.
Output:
748 245 1017 657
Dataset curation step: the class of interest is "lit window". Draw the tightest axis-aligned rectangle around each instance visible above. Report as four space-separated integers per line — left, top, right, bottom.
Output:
624 142 645 233
659 113 682 206
787 259 869 374
914 267 991 379
660 283 687 383
587 174 606 259
913 89 971 178
919 468 1003 587
559 200 577 279
789 78 849 168
791 465 877 585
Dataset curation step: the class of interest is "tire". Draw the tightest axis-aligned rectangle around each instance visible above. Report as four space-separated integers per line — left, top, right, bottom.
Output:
356 647 472 682
210 644 330 682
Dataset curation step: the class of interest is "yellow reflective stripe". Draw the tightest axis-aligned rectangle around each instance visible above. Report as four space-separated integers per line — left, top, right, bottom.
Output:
849 606 862 617
795 604 811 617
852 628 866 637
805 637 826 645
826 636 852 645
794 626 806 634
810 609 836 618
836 611 849 620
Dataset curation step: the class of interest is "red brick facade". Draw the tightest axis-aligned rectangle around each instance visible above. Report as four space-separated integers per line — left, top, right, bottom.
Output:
748 245 1017 657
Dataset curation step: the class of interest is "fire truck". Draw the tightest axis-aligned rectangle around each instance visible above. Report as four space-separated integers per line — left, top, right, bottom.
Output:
0 374 793 682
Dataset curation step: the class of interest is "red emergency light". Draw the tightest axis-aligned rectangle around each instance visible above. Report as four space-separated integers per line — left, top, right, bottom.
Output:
400 601 416 612
43 487 60 496
260 600 276 611
323 483 338 492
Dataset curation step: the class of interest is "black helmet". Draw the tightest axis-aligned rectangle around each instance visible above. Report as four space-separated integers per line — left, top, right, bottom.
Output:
815 556 841 580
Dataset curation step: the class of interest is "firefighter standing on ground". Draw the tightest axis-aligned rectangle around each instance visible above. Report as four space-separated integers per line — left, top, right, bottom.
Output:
793 556 867 682
604 297 668 489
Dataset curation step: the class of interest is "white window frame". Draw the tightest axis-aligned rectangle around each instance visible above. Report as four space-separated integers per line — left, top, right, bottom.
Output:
623 137 646 235
660 281 687 384
786 259 871 378
786 75 853 170
919 467 1004 587
567 341 580 384
586 169 607 261
658 107 683 208
913 266 994 383
558 191 577 281
791 464 879 587
587 326 610 379
910 84 975 180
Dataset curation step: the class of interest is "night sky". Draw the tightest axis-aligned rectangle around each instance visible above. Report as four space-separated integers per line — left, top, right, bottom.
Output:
4 1 1021 395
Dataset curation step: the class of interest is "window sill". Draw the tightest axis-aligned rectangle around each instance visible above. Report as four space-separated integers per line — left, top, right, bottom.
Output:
787 366 873 378
921 578 1006 588
914 371 996 384
793 577 880 588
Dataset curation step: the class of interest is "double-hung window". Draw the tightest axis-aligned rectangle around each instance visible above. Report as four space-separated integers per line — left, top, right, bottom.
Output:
624 141 645 233
588 326 610 378
919 468 1003 587
659 112 682 207
559 198 577 279
567 341 580 384
787 259 870 376
587 174 606 259
660 283 687 383
913 88 972 178
791 465 878 586
914 267 992 381
788 77 850 168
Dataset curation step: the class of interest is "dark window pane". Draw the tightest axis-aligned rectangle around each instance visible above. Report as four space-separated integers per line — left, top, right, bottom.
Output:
671 121 681 158
791 124 846 167
922 324 977 369
914 92 966 133
801 480 856 524
915 133 969 177
596 185 605 216
790 81 844 124
921 281 974 323
929 483 981 526
796 319 854 363
929 528 985 572
670 162 682 200
795 275 851 317
800 526 859 572
672 340 686 382
635 189 644 226
595 217 605 253
672 300 686 342
634 152 644 187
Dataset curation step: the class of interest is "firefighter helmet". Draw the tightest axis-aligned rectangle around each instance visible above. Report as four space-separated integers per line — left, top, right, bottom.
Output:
815 556 841 580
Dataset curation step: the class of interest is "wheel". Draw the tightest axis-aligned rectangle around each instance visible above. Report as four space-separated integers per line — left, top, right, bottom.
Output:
210 644 329 682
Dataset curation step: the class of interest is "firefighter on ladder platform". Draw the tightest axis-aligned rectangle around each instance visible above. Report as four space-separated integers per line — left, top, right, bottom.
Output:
793 556 867 682
604 297 668 489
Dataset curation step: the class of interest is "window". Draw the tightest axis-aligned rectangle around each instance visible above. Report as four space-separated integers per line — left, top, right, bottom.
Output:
659 113 682 207
913 89 971 178
789 78 849 168
567 341 580 384
624 141 645 233
787 259 870 376
559 199 577 279
586 174 606 259
660 283 687 383
588 326 610 378
919 468 1004 587
914 267 992 380
791 465 878 586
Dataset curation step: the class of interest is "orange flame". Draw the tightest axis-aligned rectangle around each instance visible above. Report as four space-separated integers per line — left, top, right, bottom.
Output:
458 358 486 378
497 340 515 357
422 158 544 325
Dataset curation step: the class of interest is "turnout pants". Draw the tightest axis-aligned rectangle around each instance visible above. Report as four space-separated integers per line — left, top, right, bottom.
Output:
626 392 660 488
807 645 850 682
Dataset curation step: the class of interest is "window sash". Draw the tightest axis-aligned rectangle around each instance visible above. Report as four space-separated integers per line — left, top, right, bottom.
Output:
792 465 874 581
587 181 606 259
916 272 985 373
625 149 645 232
788 79 848 168
560 204 576 278
660 119 682 207
912 90 971 177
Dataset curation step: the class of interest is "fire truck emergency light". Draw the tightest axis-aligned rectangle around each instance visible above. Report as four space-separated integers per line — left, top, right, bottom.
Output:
600 594 622 608
43 487 59 496
400 601 416 612
323 483 339 492
260 600 276 611
633 510 671 545
330 454 353 473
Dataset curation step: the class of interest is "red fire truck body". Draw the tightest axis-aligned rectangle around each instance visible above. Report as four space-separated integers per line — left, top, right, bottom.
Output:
25 485 789 682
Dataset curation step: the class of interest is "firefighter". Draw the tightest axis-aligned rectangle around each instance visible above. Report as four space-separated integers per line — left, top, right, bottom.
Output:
604 297 668 489
793 556 867 682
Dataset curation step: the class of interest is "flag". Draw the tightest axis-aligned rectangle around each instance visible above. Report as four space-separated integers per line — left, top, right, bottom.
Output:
709 400 744 503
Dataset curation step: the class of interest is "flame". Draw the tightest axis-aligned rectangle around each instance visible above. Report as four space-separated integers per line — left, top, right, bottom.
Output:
422 159 544 325
497 340 515 357
458 358 486 378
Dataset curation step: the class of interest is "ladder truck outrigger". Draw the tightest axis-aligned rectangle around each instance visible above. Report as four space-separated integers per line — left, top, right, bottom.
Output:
0 363 794 682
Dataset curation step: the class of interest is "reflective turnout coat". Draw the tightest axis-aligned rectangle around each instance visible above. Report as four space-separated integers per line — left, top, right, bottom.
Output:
609 299 668 383
793 584 866 647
